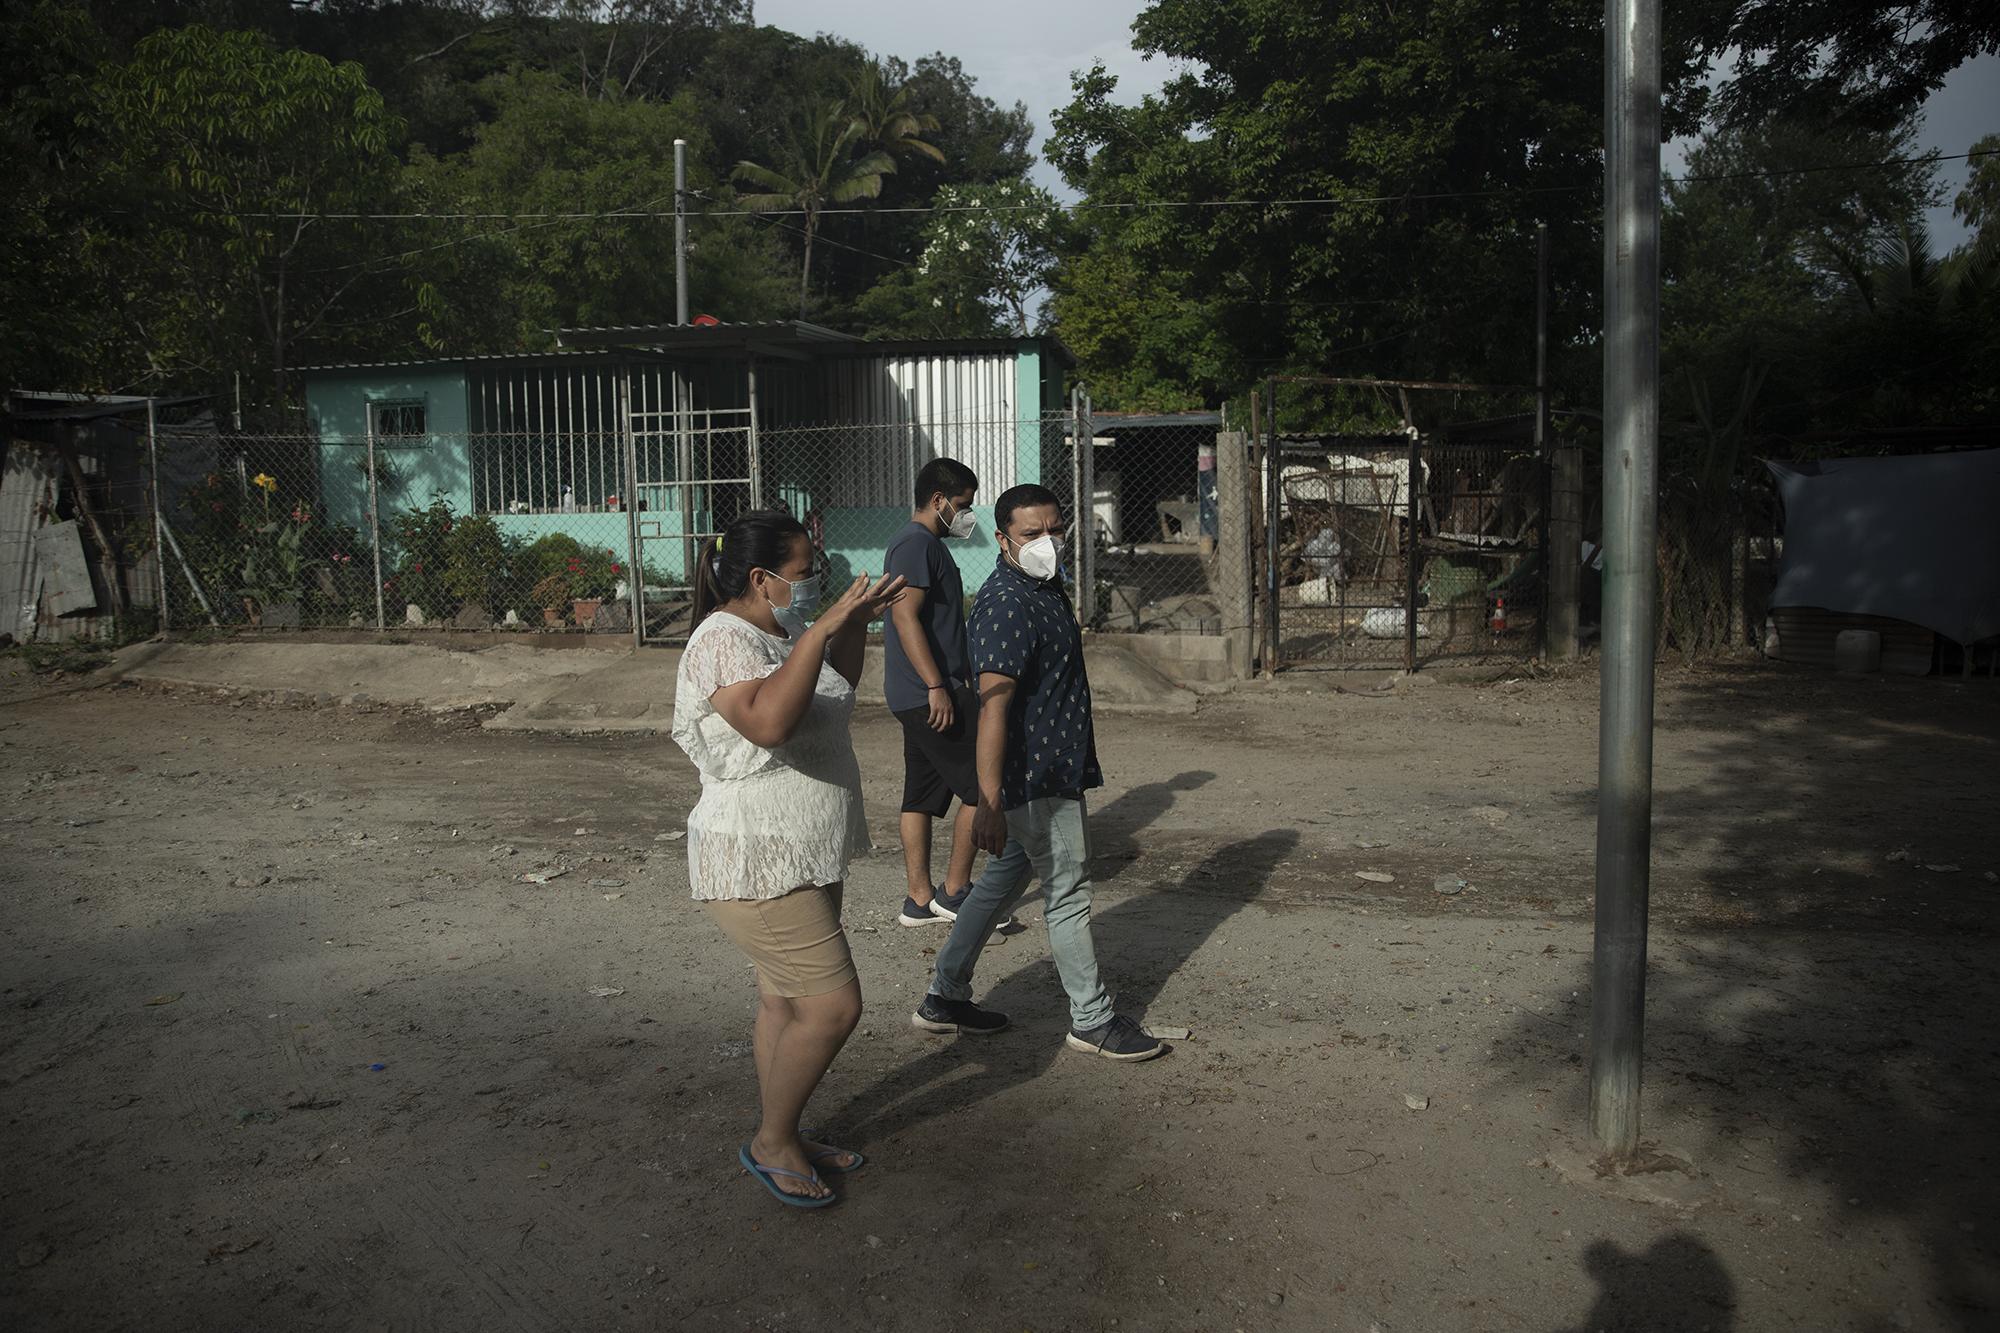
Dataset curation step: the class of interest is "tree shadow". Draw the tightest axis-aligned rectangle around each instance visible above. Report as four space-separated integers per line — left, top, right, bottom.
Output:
1495 660 2000 1326
1557 1233 1737 1333
828 827 1301 1140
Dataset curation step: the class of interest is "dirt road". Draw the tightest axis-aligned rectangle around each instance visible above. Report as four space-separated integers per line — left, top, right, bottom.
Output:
1 657 1994 1330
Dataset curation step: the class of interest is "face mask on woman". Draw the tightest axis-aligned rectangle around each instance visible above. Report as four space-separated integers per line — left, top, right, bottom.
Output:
763 569 820 637
940 498 978 540
1010 533 1065 582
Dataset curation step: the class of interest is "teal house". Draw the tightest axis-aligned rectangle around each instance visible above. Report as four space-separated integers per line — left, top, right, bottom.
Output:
298 323 1073 637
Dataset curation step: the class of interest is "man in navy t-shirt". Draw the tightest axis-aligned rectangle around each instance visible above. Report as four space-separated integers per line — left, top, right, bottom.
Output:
909 483 1163 1063
882 458 988 926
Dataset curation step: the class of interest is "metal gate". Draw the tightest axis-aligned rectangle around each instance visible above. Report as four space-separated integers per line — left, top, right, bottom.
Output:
625 366 760 643
1262 430 1547 670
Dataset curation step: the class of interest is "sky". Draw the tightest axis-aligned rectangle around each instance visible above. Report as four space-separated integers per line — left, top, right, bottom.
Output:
754 1 1996 246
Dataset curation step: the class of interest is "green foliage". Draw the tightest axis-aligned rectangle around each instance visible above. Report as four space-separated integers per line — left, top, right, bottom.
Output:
524 533 586 581
441 515 517 611
1042 1 1709 415
387 495 458 618
1660 116 1995 465
87 25 410 412
411 72 791 349
734 100 900 315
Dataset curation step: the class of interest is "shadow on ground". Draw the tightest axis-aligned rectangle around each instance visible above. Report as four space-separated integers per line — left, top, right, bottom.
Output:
1501 661 2000 1329
829 814 1299 1140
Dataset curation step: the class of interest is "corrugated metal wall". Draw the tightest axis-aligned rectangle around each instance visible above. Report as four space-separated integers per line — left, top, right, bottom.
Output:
459 349 1027 512
796 352 1020 507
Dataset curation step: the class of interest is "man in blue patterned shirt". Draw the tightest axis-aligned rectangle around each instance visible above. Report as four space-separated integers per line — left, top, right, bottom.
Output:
910 483 1164 1062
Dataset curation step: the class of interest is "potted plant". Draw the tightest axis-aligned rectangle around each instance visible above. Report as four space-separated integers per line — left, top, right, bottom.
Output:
568 547 622 628
531 574 570 627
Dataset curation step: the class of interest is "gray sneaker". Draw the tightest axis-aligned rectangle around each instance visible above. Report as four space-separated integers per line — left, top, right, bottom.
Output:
1065 1014 1166 1062
912 993 1010 1035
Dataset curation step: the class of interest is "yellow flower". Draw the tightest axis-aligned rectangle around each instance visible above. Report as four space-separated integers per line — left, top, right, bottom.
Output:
252 473 277 492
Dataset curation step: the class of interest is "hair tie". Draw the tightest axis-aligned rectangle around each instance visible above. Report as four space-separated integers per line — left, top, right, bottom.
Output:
716 533 725 551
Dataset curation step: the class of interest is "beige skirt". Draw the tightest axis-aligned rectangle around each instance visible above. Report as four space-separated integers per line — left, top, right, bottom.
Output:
704 883 856 998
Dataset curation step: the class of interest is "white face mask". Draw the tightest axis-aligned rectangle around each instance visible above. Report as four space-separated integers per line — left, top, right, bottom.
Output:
941 499 978 541
764 570 819 637
1011 533 1065 582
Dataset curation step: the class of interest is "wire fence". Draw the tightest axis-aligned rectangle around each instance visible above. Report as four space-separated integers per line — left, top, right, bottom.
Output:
1264 433 1549 668
0 412 1226 643
4 407 1783 668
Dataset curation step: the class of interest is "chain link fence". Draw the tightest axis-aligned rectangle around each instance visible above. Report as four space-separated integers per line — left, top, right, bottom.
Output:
1655 473 1777 662
48 412 1218 641
1265 434 1547 668
1071 413 1232 635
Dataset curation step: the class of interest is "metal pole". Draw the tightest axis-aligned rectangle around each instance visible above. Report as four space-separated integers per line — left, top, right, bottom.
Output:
366 418 386 632
746 356 763 506
1080 388 1096 621
1535 221 1553 657
674 139 690 327
1070 387 1084 626
1591 0 1663 1159
1263 379 1281 671
1405 429 1421 673
146 400 168 635
621 370 644 647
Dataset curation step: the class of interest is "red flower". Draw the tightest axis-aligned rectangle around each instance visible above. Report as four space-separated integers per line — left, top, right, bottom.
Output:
412 561 424 573
211 502 224 512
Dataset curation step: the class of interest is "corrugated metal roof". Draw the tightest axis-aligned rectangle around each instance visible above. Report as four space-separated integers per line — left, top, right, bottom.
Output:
1092 410 1223 429
555 320 859 351
291 348 605 373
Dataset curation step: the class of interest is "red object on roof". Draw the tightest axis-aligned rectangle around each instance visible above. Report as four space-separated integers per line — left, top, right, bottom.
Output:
692 314 720 327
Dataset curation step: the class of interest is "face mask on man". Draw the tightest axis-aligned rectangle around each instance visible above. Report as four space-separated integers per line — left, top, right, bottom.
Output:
940 498 977 540
763 569 820 637
1011 533 1065 582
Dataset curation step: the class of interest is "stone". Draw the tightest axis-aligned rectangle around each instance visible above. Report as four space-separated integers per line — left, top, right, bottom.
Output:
404 603 426 627
452 602 491 630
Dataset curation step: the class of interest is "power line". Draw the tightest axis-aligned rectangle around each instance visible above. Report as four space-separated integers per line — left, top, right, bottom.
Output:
209 147 1995 224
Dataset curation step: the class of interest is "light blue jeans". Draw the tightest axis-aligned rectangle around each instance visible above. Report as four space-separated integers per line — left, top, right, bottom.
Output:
929 795 1114 1032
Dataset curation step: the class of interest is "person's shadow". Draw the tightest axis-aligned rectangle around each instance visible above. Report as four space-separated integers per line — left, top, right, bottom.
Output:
1089 770 1215 882
829 822 1299 1140
1559 1234 1737 1332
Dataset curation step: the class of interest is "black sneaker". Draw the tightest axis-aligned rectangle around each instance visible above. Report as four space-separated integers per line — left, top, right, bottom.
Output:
898 895 954 927
911 994 1010 1035
1065 1014 1165 1062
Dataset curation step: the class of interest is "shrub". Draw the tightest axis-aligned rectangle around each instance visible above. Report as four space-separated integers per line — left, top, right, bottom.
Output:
442 515 515 612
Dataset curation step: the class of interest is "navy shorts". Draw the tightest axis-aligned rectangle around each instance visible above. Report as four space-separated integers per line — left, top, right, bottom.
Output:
894 683 979 816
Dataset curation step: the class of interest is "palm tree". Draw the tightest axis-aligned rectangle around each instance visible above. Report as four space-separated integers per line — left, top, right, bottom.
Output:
733 101 897 315
846 63 945 164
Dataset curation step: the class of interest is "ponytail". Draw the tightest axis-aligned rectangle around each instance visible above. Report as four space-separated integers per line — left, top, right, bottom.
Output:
690 508 809 630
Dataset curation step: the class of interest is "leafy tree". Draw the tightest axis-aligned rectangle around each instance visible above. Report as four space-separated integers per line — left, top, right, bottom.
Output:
1691 0 2000 130
847 61 945 165
411 72 792 347
0 1 130 391
89 25 407 409
733 102 898 315
1043 1 1717 414
914 181 1063 335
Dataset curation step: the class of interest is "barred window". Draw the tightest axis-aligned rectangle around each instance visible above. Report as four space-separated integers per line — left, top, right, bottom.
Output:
371 401 426 438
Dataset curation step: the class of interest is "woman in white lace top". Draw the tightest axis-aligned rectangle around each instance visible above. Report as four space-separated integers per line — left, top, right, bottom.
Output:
671 509 903 1208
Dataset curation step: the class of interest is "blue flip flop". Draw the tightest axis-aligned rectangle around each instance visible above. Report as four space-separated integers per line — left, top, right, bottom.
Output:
801 1127 866 1174
739 1143 837 1209
805 1140 867 1174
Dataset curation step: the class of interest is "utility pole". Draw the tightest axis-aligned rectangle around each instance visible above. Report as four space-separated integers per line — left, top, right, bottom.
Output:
1592 0 1663 1158
674 138 690 326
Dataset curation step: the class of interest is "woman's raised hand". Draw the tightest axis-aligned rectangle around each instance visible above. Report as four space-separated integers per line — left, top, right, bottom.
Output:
818 571 908 633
